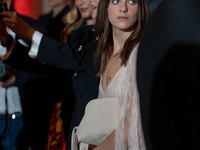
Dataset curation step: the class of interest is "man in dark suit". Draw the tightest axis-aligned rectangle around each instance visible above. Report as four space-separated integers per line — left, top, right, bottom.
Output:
0 0 71 149
137 0 200 149
148 0 163 14
16 2 72 149
7 26 99 150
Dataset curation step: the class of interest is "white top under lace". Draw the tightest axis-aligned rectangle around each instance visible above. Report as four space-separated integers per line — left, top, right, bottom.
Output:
98 44 146 150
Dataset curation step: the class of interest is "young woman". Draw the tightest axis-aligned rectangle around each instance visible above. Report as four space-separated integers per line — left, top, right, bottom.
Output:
60 0 94 43
93 0 149 149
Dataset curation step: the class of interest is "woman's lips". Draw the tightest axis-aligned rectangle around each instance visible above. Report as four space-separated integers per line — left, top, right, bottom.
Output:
117 16 128 20
80 8 88 12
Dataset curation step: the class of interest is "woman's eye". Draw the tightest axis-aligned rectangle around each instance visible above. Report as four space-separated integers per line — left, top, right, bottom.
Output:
129 0 136 5
112 0 119 4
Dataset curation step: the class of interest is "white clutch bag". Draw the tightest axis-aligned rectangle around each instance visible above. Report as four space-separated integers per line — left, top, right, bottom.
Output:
71 97 120 149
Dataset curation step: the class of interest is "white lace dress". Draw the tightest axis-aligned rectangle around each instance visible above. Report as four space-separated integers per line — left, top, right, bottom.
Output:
98 44 146 150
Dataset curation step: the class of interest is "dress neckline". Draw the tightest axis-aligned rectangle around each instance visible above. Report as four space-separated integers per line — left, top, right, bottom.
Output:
100 44 138 94
100 65 124 93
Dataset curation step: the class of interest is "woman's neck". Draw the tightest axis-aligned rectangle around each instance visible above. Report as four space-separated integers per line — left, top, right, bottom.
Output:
112 28 133 54
86 18 96 26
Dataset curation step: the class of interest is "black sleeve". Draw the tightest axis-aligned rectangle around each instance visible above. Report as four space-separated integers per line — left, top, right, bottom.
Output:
37 35 86 71
5 42 58 74
37 29 93 72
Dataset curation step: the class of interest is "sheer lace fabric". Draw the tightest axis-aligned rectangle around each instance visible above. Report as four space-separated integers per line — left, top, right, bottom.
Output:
98 44 146 150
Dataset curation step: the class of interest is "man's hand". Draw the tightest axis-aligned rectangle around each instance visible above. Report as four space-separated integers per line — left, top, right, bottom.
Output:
0 64 16 88
0 75 16 88
0 20 10 45
0 11 35 41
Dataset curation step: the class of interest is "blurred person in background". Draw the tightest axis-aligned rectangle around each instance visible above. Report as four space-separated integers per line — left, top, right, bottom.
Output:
1 0 72 149
0 0 100 149
0 0 23 150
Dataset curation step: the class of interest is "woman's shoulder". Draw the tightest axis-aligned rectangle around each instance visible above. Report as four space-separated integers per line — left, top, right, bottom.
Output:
68 25 95 51
71 25 94 37
125 43 139 69
129 43 139 61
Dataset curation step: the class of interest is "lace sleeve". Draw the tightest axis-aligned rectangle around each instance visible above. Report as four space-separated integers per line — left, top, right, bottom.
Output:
115 44 146 150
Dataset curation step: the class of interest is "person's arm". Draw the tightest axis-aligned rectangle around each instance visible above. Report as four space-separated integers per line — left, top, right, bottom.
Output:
0 21 54 74
0 74 15 88
93 132 115 150
1 11 35 41
0 63 16 88
28 31 43 58
1 11 87 71
0 20 16 60
1 37 16 60
36 35 85 71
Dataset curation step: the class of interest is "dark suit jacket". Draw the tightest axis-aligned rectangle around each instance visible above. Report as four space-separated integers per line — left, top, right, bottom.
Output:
137 0 200 149
37 25 100 150
7 24 99 150
6 39 74 150
39 5 70 40
14 9 72 150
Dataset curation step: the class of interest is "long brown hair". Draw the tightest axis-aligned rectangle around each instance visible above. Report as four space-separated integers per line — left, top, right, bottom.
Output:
94 0 150 76
60 0 84 43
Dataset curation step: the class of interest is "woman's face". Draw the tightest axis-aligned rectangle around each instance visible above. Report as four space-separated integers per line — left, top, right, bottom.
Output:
6 0 12 10
75 0 93 19
108 0 138 31
90 0 100 19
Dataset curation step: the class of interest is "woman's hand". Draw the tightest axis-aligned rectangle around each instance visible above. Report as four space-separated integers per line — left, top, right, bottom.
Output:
0 11 35 41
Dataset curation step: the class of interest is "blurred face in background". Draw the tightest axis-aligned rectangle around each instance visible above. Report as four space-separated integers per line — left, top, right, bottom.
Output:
6 0 12 10
75 0 93 19
90 0 99 19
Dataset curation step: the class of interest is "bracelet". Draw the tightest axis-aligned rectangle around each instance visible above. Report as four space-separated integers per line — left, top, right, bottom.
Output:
2 35 14 47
